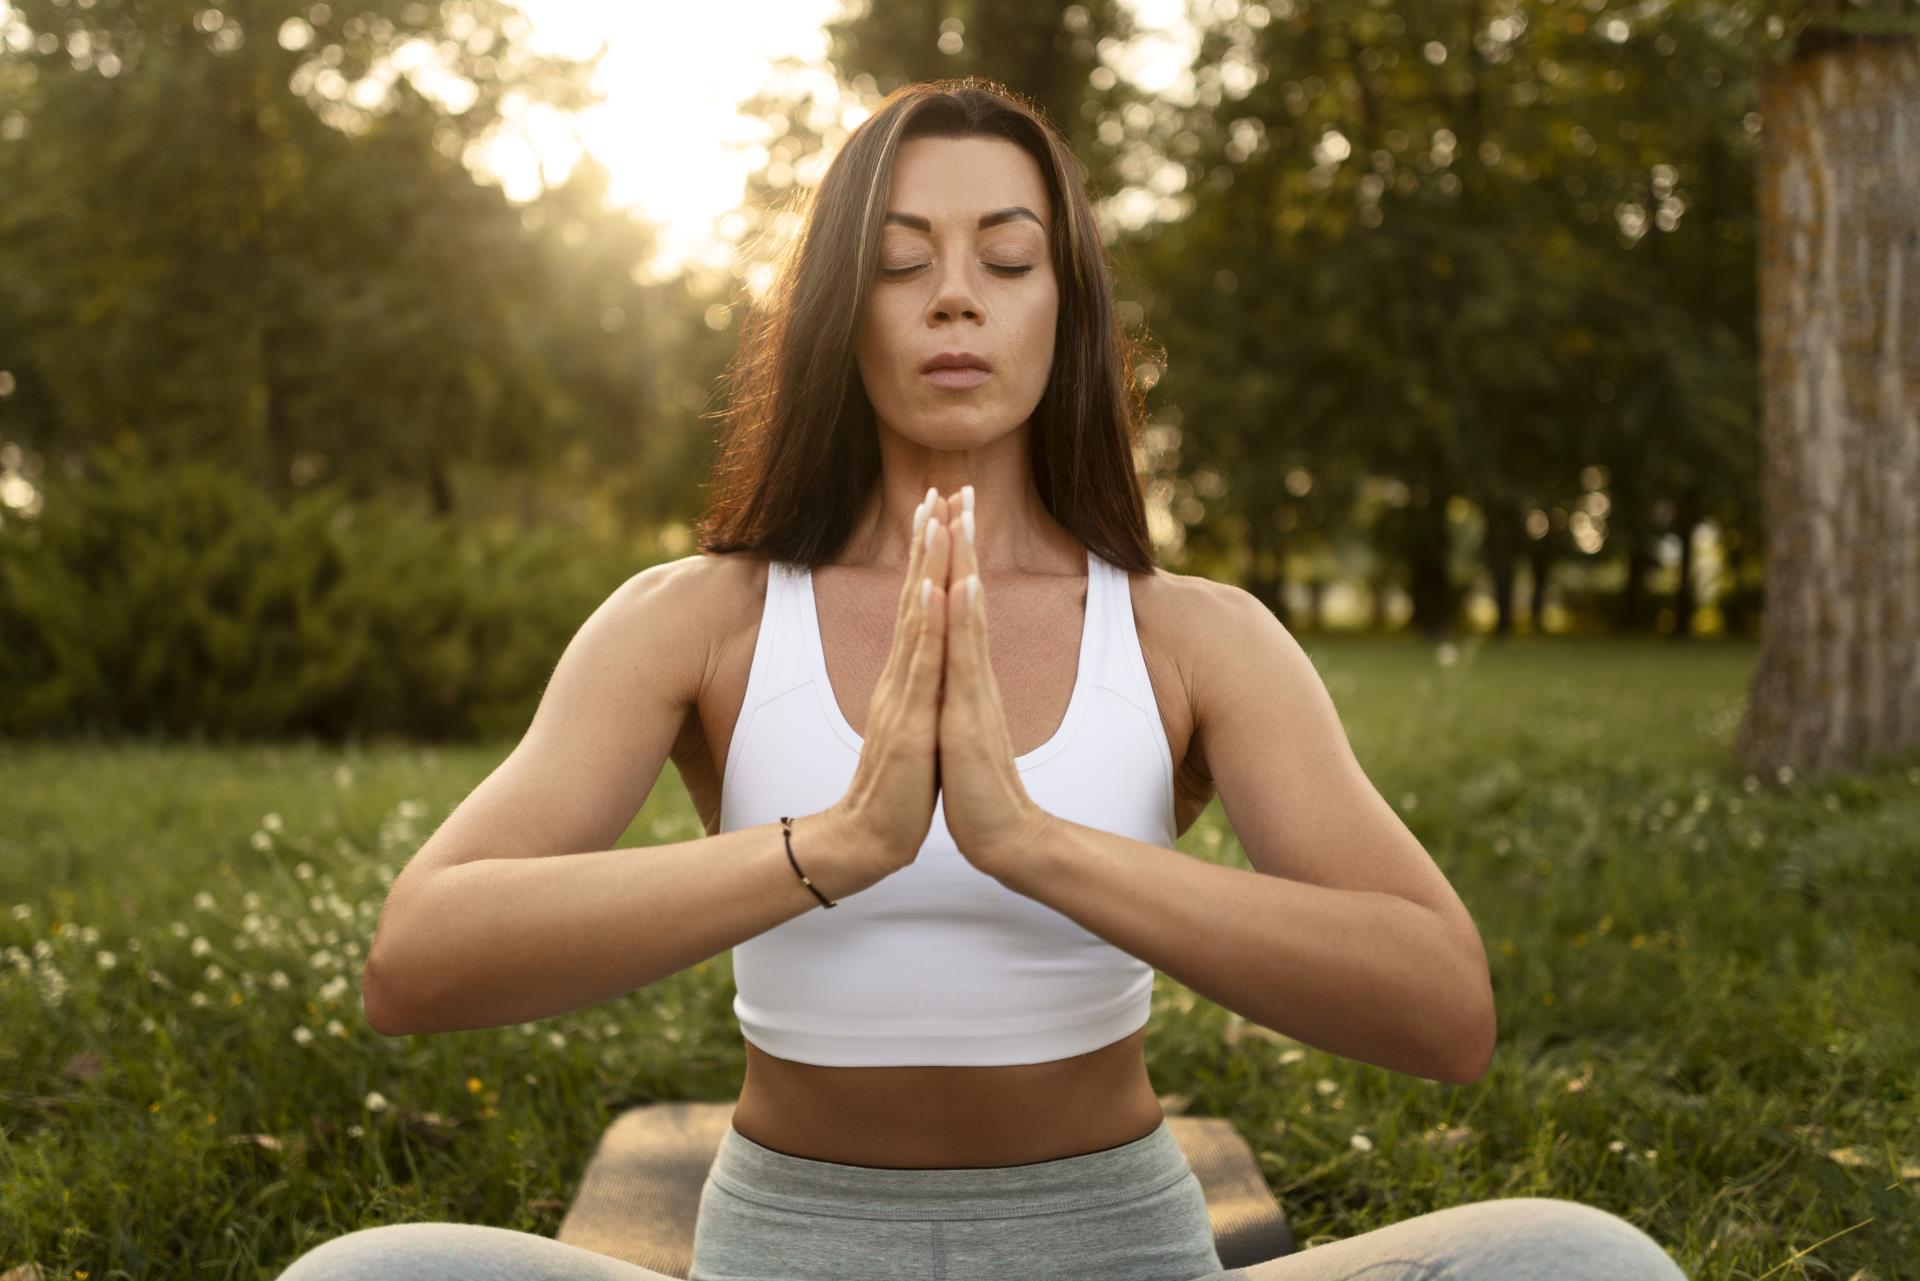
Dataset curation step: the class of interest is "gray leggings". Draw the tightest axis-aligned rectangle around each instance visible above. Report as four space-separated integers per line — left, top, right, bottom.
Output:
274 1119 1689 1280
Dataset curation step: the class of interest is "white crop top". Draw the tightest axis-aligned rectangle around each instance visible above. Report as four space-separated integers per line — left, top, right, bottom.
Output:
717 545 1178 1067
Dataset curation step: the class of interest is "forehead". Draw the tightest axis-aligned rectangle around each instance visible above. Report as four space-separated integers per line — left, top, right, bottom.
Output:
883 135 1051 229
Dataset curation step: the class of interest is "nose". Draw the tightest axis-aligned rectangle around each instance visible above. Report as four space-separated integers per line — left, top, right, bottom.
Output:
927 258 985 324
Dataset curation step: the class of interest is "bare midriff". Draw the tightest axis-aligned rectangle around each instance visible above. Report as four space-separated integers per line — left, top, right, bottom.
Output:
729 1023 1166 1169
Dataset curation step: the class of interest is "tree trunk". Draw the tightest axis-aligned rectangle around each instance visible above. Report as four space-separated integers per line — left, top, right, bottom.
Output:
1403 484 1455 639
1673 515 1700 639
1481 494 1520 637
427 459 455 518
1620 535 1657 632
1736 37 1920 779
1526 543 1553 634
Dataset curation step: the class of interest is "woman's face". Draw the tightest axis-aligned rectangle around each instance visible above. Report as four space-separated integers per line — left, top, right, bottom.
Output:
853 135 1059 448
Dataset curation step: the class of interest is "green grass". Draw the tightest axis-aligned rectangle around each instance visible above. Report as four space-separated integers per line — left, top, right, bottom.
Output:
3 634 1916 1279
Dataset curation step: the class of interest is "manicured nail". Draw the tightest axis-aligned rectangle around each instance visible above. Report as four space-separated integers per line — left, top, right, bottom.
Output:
961 485 975 512
962 509 975 545
967 573 980 608
913 499 928 538
925 516 939 552
920 576 932 609
924 485 938 511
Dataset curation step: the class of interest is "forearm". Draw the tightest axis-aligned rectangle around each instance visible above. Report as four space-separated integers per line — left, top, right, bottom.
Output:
364 809 883 1036
996 816 1494 1083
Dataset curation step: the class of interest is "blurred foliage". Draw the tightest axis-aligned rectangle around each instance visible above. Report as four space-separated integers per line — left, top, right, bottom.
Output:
0 0 733 532
1 0 1913 744
0 440 650 740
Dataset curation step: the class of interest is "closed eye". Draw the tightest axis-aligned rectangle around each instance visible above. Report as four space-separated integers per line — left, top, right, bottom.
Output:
877 264 1035 279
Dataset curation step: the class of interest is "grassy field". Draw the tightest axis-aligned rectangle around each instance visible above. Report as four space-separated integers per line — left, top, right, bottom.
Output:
2 634 1915 1279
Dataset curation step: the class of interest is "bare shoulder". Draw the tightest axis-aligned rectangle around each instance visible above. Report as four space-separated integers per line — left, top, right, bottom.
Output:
1126 566 1293 783
616 549 770 703
1124 563 1250 682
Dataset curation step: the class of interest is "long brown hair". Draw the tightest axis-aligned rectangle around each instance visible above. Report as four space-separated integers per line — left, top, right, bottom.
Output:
692 77 1165 575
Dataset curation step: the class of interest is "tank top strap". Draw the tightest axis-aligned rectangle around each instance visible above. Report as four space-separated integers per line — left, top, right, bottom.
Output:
740 558 815 721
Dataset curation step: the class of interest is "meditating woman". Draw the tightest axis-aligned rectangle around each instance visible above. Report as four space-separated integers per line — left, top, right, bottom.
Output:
277 79 1690 1280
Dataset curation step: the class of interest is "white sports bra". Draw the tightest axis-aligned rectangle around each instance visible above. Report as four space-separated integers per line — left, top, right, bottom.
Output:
717 545 1177 1066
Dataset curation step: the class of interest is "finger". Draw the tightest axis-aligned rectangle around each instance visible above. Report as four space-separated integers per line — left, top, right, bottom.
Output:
892 485 938 631
876 487 939 703
928 492 951 596
949 486 976 602
909 540 948 719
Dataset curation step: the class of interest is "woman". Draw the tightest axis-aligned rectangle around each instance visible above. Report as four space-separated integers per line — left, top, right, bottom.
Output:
278 80 1689 1280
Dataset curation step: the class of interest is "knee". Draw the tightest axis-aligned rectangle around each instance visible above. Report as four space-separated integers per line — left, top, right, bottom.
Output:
1453 1198 1687 1280
273 1222 498 1280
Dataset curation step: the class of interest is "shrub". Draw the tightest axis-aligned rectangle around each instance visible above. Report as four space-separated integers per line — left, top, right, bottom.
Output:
0 445 650 741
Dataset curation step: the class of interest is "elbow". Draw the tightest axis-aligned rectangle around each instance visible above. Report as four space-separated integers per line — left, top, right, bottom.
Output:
1438 982 1497 1085
362 952 411 1038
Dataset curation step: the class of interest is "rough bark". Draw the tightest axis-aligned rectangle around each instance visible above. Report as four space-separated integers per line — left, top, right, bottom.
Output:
1736 38 1920 778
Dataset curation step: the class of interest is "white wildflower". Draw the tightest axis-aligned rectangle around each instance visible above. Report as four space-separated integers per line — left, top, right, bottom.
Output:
96 951 118 971
251 832 272 851
325 1018 346 1038
262 812 283 832
204 964 224 983
1278 1048 1306 1065
291 1025 315 1046
295 862 314 882
269 970 291 990
194 891 217 912
190 936 211 957
1349 1132 1374 1152
364 1090 389 1113
10 904 31 921
1315 1078 1339 1096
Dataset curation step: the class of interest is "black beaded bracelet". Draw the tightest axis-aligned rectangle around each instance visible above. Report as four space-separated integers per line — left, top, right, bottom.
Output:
778 815 837 908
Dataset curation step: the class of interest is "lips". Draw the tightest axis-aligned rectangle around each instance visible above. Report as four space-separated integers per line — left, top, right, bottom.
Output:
921 352 994 373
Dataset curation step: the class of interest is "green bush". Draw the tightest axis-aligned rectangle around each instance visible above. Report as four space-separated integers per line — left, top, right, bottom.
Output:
0 446 650 741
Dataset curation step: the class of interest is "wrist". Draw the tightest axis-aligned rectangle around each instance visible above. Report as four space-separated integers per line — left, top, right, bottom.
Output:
985 805 1060 889
803 806 890 899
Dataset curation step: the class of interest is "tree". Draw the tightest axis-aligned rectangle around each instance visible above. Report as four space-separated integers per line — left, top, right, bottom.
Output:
1734 3 1920 777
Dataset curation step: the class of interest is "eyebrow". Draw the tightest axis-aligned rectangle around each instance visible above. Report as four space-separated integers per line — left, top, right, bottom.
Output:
883 206 1045 232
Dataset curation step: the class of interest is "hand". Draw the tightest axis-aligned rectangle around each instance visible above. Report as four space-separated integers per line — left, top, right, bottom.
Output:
828 487 952 878
935 486 1055 878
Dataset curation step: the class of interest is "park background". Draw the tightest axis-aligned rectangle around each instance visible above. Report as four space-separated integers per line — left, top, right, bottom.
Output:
1 0 1915 1276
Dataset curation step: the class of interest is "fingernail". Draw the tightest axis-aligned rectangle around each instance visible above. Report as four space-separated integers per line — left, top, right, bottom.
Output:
961 485 975 512
921 576 932 609
962 509 975 545
967 573 980 608
924 485 937 510
913 499 928 538
925 516 939 552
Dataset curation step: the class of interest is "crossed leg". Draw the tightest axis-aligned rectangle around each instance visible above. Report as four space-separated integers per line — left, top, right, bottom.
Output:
1220 1197 1689 1281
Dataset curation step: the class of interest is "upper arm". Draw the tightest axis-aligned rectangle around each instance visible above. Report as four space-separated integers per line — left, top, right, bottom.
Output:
370 555 713 953
1186 582 1478 944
